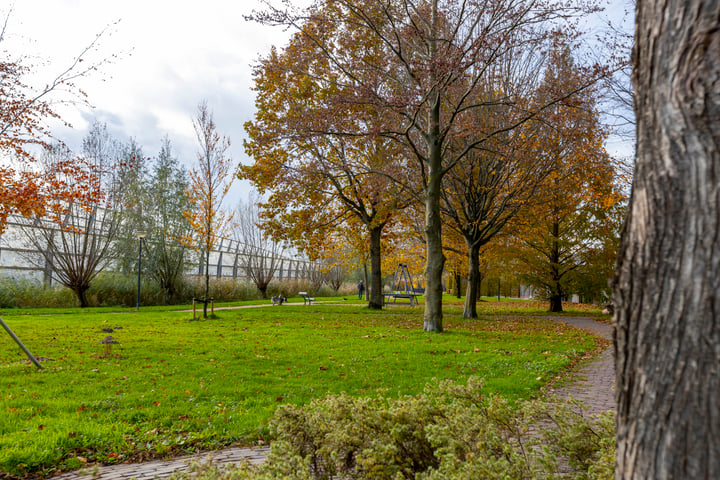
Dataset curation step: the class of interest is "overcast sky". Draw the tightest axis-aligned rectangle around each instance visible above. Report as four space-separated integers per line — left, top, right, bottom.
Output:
3 0 633 206
3 0 295 204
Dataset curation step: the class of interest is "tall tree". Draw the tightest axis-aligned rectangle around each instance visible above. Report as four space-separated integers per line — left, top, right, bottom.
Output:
234 192 286 299
440 94 552 317
242 37 411 309
612 0 720 477
249 0 611 331
115 139 150 274
511 48 623 312
185 101 234 319
145 137 192 300
17 123 126 307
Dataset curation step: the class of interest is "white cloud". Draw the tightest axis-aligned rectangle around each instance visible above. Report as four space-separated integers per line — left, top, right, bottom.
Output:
3 0 294 205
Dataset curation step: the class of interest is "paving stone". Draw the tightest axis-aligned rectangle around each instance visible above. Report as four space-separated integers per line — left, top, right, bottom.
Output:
541 316 616 416
51 447 270 480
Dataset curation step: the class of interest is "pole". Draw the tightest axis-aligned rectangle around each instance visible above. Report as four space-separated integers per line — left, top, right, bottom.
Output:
136 237 142 311
0 317 43 370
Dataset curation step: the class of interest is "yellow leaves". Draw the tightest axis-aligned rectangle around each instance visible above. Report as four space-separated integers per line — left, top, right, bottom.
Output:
185 102 235 253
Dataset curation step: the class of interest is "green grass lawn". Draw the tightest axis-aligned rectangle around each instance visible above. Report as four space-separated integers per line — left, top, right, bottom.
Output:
0 301 606 476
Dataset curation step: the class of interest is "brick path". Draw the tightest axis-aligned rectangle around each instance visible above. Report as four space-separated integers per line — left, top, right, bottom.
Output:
51 447 269 480
49 316 614 479
541 316 615 415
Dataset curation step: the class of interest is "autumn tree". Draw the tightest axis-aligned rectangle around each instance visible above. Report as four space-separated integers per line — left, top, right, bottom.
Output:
106 137 192 300
440 86 554 317
0 10 108 231
242 33 412 309
510 48 624 312
249 0 612 331
185 101 234 319
17 123 127 307
612 0 720 477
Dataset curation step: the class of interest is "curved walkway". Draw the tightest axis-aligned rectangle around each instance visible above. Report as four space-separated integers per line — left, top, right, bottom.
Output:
541 316 615 415
50 315 615 479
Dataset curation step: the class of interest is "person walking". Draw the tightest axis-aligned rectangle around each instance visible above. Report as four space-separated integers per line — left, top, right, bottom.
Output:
358 280 364 300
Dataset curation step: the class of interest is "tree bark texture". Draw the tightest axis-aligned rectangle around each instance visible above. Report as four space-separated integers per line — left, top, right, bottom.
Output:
423 4 444 332
369 226 384 310
613 1 720 478
424 144 445 332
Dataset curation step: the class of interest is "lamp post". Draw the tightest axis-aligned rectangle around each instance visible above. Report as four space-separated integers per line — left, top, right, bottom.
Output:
135 231 147 311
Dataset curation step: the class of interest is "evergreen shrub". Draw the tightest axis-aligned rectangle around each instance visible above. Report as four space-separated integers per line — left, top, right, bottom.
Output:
169 378 615 480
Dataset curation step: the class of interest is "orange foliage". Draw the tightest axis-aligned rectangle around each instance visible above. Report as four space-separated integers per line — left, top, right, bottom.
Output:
0 14 109 232
181 102 234 253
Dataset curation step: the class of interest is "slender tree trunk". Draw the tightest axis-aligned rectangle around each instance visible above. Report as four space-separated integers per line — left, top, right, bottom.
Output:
363 262 369 301
454 272 461 298
203 246 210 319
368 225 384 310
613 1 720 477
548 220 563 313
463 242 480 318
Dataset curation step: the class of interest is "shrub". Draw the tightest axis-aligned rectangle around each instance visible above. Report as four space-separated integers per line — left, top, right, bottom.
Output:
0 277 75 308
177 277 261 303
0 273 353 309
87 273 167 307
168 378 615 480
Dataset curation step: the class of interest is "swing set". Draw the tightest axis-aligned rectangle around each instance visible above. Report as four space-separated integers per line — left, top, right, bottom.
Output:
383 263 423 306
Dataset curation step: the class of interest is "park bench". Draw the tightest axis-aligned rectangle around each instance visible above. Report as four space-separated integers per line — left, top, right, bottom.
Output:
299 292 315 305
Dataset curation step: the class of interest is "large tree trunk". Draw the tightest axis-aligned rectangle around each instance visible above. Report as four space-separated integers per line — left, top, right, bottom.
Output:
423 0 444 332
612 1 720 478
424 148 445 332
548 294 563 313
463 241 480 318
368 225 384 310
